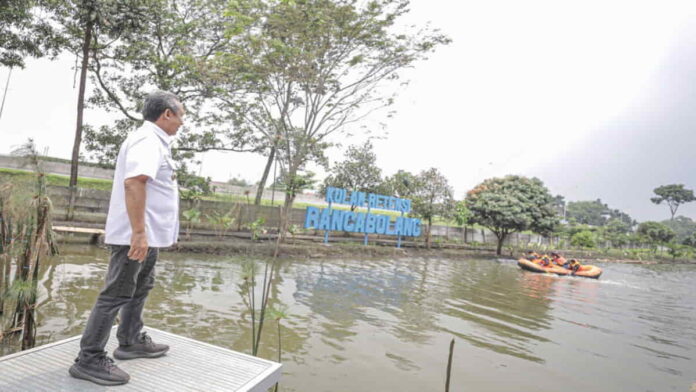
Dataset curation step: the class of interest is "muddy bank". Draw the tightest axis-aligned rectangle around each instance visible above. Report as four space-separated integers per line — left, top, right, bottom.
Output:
58 233 696 264
166 239 498 260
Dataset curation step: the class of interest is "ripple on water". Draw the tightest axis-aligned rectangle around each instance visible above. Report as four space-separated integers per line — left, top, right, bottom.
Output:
16 247 696 392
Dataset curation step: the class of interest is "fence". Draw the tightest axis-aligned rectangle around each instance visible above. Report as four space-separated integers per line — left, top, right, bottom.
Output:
46 184 557 247
0 154 114 180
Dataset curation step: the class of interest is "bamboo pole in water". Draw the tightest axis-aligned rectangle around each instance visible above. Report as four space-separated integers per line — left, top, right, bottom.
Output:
445 338 455 392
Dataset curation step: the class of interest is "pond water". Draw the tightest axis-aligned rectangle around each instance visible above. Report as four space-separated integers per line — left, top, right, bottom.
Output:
1 245 695 391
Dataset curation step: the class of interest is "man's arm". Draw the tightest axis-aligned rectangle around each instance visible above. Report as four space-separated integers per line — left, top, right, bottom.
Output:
125 175 149 262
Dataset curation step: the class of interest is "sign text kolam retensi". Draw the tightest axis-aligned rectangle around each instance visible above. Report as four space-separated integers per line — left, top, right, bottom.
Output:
304 187 421 236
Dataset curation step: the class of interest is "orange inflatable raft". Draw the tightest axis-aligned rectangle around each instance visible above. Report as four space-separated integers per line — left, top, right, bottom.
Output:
517 258 602 279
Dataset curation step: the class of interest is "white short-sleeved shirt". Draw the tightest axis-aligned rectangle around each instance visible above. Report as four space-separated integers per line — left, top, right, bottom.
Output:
104 121 179 247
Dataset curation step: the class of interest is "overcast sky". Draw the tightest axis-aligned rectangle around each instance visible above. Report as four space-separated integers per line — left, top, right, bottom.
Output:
1 0 696 221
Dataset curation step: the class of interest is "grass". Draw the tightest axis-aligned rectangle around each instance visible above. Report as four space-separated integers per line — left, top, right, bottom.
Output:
0 168 113 192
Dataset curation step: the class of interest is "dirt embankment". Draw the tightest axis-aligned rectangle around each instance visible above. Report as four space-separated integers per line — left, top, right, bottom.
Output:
166 239 499 261
59 233 696 264
166 240 695 264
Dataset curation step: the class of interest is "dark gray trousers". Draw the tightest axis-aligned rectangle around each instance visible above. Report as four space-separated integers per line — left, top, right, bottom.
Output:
78 245 158 363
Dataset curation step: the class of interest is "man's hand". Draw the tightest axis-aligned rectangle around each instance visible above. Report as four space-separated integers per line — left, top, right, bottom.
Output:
128 231 148 263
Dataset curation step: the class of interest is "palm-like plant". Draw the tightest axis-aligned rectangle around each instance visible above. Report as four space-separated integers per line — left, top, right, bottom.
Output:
206 211 234 238
181 208 201 240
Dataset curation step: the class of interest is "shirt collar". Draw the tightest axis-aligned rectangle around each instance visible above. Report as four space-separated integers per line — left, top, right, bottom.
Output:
144 120 173 146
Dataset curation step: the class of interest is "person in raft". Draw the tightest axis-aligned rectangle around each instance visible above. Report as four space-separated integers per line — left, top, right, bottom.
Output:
69 91 184 386
525 251 541 261
567 259 582 273
550 252 567 267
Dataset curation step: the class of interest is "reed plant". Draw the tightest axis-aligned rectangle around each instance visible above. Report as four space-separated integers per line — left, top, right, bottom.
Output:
0 140 58 350
268 304 288 392
238 258 281 357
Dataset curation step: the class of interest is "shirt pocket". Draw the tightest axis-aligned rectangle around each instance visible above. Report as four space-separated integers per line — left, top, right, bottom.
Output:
165 156 177 184
156 155 176 183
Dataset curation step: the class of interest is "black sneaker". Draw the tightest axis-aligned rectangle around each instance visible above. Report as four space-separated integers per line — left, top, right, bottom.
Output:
69 355 130 386
113 331 169 360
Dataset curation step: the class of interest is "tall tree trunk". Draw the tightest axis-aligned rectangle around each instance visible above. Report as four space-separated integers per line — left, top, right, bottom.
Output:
426 218 432 249
2 221 11 314
496 232 506 255
0 210 5 314
273 165 298 256
0 67 12 121
0 255 4 315
67 20 94 221
278 191 295 244
254 146 276 205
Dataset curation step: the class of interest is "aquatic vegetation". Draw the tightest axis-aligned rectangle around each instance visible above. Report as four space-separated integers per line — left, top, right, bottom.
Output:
249 218 266 242
181 208 201 240
206 211 235 238
0 140 58 350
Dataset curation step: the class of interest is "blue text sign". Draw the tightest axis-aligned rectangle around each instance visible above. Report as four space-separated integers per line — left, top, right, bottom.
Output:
304 187 421 241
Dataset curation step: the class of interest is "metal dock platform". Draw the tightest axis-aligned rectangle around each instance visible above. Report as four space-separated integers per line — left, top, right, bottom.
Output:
0 326 282 391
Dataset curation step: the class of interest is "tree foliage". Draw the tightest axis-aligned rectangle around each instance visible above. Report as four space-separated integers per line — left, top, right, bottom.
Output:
681 232 696 247
214 0 449 240
453 200 470 227
570 230 596 248
637 221 675 247
465 175 558 255
410 168 453 248
320 140 383 198
565 199 635 228
661 215 696 243
566 200 608 226
0 0 60 68
651 184 695 220
76 0 257 195
382 170 419 199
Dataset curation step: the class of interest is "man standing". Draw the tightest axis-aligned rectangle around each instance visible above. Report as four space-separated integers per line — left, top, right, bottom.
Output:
69 91 184 385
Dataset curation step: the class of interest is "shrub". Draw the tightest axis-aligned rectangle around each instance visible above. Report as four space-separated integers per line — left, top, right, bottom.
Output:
570 230 596 248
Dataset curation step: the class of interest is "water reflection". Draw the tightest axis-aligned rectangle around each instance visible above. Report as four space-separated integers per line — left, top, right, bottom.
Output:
0 246 694 392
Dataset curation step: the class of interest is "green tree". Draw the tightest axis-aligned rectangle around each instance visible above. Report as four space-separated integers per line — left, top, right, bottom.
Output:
215 0 450 242
453 201 470 227
637 221 675 251
550 194 566 218
599 218 633 248
82 0 257 194
681 232 696 247
410 168 454 249
570 230 596 248
608 208 635 227
319 141 383 207
0 0 59 68
661 215 696 243
274 169 317 201
228 176 252 187
382 170 419 199
465 175 558 255
604 218 633 234
665 242 688 260
566 199 610 226
651 184 696 220
46 0 151 220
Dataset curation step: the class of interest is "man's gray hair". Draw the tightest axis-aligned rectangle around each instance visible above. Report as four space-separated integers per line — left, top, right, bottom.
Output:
142 90 181 122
